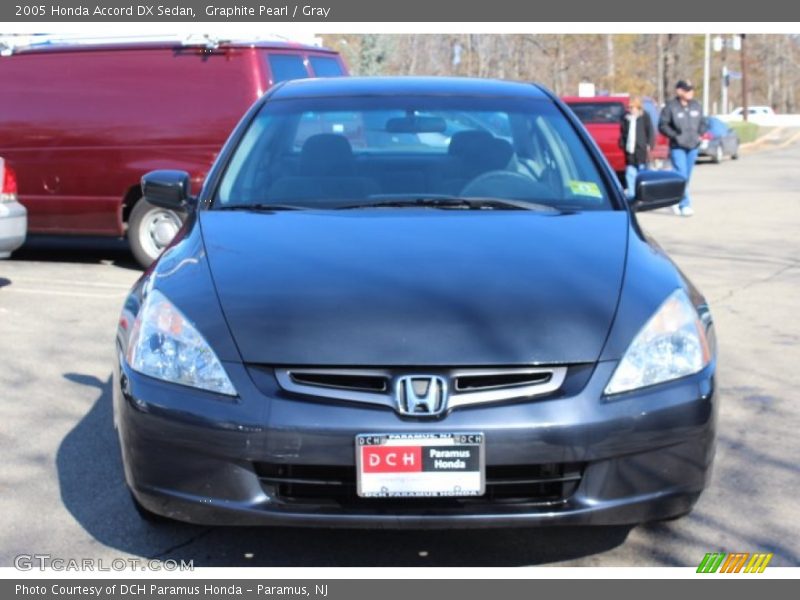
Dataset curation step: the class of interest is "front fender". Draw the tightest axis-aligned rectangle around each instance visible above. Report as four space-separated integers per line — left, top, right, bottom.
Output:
115 217 241 363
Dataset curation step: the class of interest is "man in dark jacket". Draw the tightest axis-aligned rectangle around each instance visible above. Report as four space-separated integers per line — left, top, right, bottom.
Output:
659 79 707 216
619 96 654 199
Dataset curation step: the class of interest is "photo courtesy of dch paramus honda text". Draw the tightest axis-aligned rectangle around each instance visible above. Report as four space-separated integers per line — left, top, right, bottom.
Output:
114 77 717 527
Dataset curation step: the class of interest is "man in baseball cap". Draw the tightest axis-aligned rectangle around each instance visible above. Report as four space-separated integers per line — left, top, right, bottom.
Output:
658 79 707 216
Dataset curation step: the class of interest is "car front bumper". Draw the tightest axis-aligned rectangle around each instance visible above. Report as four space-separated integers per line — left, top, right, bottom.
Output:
113 356 717 528
0 201 27 257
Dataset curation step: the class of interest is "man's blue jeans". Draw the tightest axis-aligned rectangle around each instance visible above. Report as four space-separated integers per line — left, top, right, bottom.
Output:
625 163 646 199
670 147 699 209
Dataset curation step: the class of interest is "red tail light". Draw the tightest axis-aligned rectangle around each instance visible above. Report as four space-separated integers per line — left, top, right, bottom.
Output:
701 132 713 141
1 159 18 201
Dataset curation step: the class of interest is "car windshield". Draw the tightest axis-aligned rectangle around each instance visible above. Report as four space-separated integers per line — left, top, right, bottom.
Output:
566 101 626 125
708 118 728 136
215 95 613 211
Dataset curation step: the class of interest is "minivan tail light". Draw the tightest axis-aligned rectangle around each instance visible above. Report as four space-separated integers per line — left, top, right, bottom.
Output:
701 132 713 141
0 159 18 202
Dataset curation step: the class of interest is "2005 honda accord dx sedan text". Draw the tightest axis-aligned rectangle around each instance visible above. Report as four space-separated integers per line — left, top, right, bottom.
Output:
113 77 718 527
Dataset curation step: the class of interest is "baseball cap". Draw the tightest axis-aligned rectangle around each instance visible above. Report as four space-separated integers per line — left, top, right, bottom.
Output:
676 80 695 91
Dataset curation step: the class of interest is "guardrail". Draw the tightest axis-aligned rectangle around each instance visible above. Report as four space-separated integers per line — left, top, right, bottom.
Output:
716 114 800 127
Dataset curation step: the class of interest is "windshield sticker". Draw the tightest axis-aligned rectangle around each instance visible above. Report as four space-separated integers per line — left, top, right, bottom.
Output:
568 180 603 199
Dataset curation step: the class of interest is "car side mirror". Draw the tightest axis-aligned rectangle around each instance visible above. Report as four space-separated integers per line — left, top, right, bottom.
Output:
141 170 194 211
630 170 686 211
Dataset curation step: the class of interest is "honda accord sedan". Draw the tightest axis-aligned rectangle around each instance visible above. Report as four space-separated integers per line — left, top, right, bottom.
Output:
113 77 717 527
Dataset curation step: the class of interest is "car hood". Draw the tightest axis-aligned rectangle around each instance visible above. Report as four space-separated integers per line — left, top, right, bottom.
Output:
200 209 629 366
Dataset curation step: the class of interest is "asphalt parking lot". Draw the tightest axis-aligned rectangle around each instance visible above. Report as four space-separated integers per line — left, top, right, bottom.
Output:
1 142 798 568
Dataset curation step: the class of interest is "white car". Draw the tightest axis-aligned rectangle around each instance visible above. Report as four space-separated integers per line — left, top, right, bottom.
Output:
0 157 27 258
729 106 775 118
731 106 775 117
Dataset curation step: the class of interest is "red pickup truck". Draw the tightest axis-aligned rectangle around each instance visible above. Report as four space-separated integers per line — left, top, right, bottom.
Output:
562 95 670 178
0 39 348 266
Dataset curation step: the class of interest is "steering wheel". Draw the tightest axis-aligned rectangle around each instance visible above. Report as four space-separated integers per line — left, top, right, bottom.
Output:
460 170 548 200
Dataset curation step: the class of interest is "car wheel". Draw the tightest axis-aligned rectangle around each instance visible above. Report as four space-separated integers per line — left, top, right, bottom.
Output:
127 198 185 268
731 147 739 160
712 145 724 164
659 508 693 521
130 491 171 524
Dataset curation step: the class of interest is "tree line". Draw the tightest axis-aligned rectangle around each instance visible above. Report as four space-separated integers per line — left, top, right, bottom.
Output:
321 34 800 114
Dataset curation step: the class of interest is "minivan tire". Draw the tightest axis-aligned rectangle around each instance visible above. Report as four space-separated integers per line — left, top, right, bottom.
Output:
127 198 185 268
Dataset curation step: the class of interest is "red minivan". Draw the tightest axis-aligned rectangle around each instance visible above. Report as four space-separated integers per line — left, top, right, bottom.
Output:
562 95 670 178
0 39 348 266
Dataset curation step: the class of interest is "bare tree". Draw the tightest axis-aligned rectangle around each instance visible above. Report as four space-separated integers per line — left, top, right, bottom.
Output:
606 34 615 90
320 34 800 111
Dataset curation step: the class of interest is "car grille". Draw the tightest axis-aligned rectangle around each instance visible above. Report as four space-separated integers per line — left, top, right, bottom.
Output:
254 462 584 510
273 366 568 414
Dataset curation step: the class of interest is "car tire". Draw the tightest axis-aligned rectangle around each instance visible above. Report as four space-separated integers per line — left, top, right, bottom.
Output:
127 198 185 269
712 145 724 164
658 509 692 522
731 148 739 160
130 491 171 524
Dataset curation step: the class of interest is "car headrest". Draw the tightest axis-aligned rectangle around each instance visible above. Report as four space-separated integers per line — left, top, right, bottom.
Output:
448 130 495 160
486 138 514 171
301 134 355 176
448 130 514 174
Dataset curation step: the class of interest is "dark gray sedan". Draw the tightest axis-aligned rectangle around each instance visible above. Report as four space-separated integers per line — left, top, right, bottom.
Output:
113 77 717 528
699 117 740 163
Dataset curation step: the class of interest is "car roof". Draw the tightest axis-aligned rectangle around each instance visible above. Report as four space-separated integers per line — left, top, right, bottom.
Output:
562 95 629 104
269 76 550 100
5 40 337 57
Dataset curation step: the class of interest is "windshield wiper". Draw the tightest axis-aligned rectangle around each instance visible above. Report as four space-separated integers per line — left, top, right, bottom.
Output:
336 197 557 212
215 203 305 211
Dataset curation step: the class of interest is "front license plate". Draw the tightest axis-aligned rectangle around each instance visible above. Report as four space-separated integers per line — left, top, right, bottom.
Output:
355 432 485 498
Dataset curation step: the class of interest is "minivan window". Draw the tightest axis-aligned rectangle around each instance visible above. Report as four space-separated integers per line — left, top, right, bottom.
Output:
309 56 344 77
267 54 309 83
216 96 613 211
567 102 625 124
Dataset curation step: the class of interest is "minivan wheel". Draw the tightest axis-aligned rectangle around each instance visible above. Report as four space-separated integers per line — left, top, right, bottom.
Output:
712 145 724 164
128 198 184 268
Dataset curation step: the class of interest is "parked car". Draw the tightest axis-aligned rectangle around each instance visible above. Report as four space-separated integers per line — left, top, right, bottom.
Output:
562 95 670 177
728 105 774 119
0 158 27 258
114 77 717 528
0 38 347 267
699 117 740 163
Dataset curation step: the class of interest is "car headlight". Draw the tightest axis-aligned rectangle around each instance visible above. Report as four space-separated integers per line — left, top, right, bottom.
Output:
126 289 237 396
604 289 711 395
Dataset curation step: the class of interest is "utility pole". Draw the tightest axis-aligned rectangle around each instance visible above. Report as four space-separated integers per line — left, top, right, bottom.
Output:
740 34 749 122
722 64 729 114
703 33 711 115
656 34 665 104
721 38 728 114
